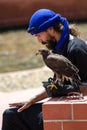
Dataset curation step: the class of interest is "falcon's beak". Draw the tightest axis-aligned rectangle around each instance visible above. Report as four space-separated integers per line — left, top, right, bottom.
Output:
35 50 41 56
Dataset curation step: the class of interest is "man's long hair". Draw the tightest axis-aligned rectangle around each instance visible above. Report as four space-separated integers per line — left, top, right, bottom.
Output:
53 23 80 37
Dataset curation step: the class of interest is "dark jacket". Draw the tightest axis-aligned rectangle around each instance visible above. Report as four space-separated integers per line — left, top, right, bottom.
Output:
62 36 87 82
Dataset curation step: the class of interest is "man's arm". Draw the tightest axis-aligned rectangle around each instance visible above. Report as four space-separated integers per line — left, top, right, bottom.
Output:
9 89 48 112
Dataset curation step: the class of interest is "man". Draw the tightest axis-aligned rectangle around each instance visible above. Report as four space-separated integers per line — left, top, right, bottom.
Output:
2 9 87 130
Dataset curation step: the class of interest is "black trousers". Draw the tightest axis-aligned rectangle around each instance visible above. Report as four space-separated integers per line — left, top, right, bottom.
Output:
2 103 43 130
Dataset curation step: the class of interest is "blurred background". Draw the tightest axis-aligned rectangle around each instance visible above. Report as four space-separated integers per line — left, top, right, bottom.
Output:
0 1 87 127
0 0 87 92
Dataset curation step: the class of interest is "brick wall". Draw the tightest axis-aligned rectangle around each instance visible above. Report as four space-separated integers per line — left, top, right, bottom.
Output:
42 96 87 130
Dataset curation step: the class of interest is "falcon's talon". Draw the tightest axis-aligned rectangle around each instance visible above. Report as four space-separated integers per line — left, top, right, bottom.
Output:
61 75 72 84
61 75 65 83
47 83 58 90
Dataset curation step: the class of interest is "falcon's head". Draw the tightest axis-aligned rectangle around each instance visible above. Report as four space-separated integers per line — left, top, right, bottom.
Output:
36 48 51 57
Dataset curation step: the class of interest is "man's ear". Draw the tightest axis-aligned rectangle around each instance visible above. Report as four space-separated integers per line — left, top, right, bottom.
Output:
47 27 55 35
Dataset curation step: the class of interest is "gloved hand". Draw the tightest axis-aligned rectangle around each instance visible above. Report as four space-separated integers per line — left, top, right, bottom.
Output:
42 77 81 97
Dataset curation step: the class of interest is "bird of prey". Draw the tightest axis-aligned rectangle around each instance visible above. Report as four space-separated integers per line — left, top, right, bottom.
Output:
36 48 81 84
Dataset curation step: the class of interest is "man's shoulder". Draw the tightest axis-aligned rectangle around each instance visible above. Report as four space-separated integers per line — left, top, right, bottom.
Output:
67 35 87 53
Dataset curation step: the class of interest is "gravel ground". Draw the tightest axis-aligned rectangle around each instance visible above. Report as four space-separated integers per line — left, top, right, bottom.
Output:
0 66 53 92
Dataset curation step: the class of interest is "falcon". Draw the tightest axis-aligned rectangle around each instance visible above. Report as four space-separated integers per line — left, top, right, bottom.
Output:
36 48 81 84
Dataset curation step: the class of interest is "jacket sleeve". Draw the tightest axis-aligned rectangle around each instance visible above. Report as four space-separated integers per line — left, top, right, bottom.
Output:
67 43 87 82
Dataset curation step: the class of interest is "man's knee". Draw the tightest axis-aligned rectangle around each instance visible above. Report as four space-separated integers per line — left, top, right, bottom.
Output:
3 108 18 121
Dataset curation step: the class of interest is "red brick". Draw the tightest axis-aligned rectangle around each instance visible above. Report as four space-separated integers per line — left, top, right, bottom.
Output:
63 122 87 130
73 103 87 120
43 103 71 120
44 122 61 130
43 97 87 130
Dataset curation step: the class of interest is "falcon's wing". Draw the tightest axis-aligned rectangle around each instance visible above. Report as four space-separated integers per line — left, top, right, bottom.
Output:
58 54 79 73
45 54 79 77
46 54 68 72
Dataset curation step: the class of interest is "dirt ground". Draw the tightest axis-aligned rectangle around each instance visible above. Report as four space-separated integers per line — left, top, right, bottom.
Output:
0 66 53 92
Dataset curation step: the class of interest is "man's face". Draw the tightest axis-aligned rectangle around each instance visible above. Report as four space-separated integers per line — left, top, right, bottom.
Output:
35 30 57 50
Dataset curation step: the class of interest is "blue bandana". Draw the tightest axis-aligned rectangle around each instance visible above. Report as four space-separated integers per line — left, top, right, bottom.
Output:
28 9 69 54
54 17 69 54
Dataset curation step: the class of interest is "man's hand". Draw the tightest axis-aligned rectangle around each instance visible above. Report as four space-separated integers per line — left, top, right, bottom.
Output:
9 101 33 112
9 89 48 112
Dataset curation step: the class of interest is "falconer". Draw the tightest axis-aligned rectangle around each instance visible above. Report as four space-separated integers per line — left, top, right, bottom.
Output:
2 9 87 130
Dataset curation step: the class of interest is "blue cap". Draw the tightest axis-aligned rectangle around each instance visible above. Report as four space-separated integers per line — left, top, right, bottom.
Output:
27 9 70 54
27 9 61 35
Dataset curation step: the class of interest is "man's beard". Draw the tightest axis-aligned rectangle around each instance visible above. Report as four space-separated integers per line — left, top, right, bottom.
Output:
42 36 57 50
